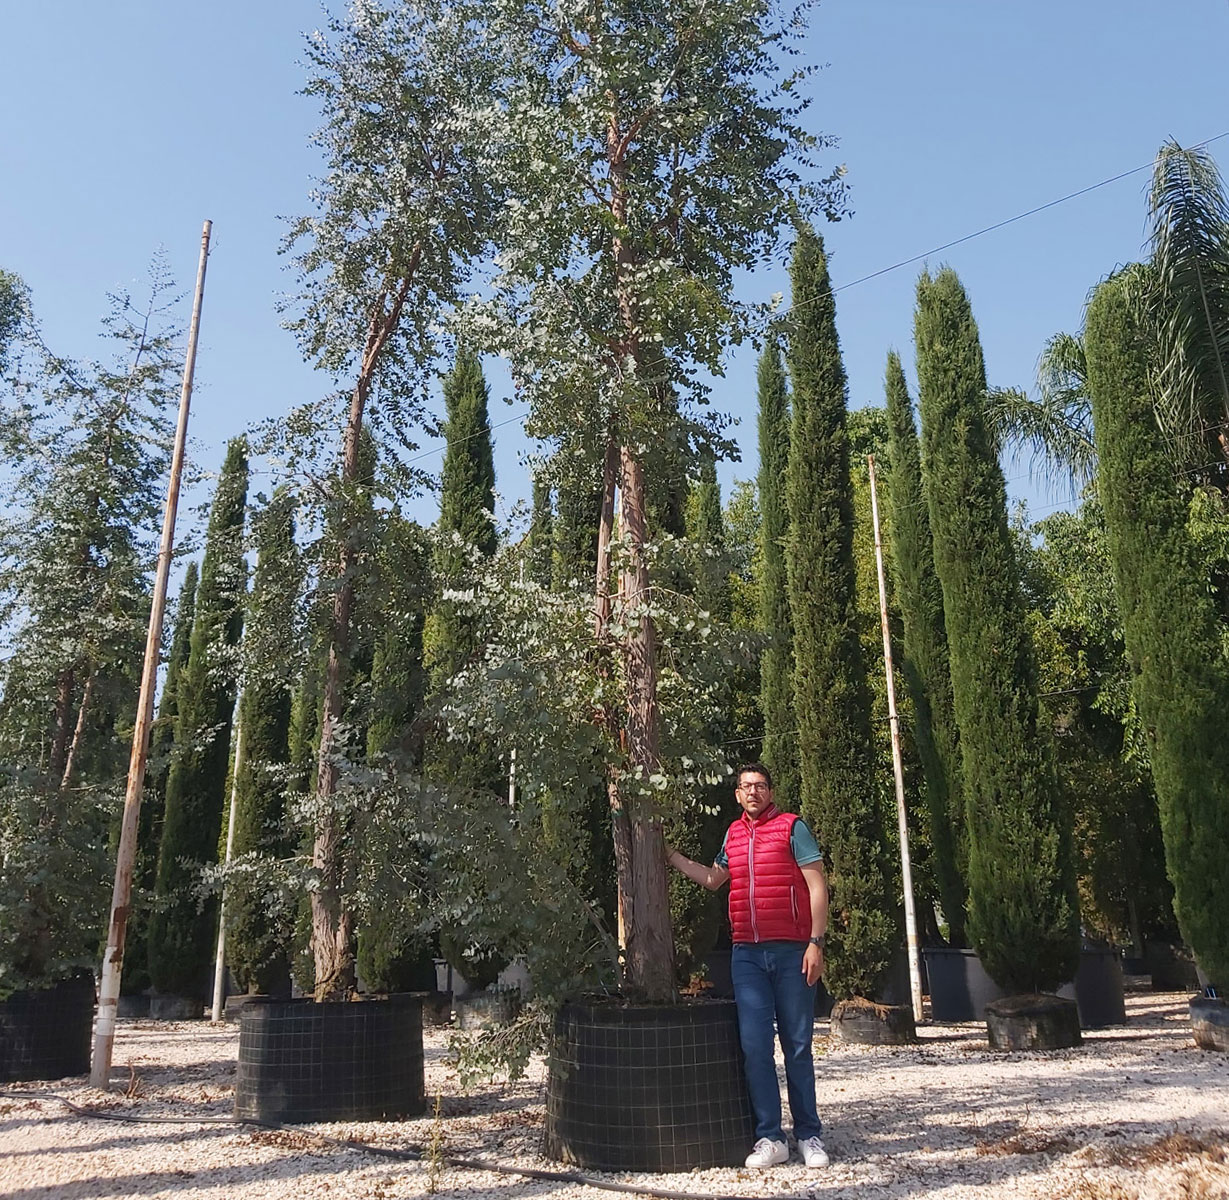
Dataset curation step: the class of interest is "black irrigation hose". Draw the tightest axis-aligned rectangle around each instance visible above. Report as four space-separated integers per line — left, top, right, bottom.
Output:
0 1090 791 1200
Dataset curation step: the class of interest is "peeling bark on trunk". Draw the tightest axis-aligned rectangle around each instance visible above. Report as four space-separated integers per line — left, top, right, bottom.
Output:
311 260 418 1004
60 667 96 791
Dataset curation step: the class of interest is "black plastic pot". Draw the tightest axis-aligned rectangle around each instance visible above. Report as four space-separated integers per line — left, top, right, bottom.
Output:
923 948 1007 1021
1190 995 1229 1052
455 986 520 1031
234 994 425 1123
545 997 753 1172
1059 949 1126 1028
986 994 1081 1050
0 973 95 1082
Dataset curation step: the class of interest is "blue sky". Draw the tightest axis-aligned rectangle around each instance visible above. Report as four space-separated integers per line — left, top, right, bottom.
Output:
3 1 1227 530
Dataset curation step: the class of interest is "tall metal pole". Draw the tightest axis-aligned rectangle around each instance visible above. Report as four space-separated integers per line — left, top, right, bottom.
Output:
91 220 212 1088
210 707 244 1022
868 454 925 1024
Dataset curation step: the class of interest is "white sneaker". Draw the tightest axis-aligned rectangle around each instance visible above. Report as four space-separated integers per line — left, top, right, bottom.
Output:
745 1137 789 1168
798 1136 830 1168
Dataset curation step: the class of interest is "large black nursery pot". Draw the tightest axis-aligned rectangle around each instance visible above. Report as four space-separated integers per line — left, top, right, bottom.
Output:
545 996 753 1172
0 973 95 1082
922 947 1007 1021
1190 994 1229 1053
235 993 425 1123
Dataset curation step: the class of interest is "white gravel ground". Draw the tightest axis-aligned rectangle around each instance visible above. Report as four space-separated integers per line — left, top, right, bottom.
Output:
1 990 1226 1200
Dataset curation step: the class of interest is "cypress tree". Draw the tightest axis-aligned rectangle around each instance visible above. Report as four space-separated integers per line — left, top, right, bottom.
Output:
914 268 1078 994
756 340 798 811
121 562 198 995
528 474 554 588
227 494 300 995
427 351 497 688
552 450 603 590
148 439 248 1002
1084 274 1229 989
686 457 730 622
883 351 968 945
785 225 895 1000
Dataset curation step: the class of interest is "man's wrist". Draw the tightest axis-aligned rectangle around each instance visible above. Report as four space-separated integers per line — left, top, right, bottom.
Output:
808 934 825 948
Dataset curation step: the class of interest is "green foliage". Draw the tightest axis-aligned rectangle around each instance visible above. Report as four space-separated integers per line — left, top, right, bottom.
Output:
148 439 249 999
0 268 30 376
528 474 554 588
1084 273 1229 990
756 340 798 810
915 267 1078 994
551 445 604 591
1020 502 1174 950
784 226 895 1000
0 773 112 998
883 352 968 944
227 494 301 994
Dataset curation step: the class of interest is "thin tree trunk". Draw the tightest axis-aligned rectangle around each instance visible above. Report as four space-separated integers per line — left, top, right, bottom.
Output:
594 435 632 978
48 666 76 788
60 667 96 791
311 260 418 1003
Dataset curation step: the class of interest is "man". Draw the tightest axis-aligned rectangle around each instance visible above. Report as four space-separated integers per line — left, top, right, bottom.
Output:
667 762 830 1169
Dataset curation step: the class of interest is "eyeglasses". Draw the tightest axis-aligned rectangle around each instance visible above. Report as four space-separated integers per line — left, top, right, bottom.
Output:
738 782 771 793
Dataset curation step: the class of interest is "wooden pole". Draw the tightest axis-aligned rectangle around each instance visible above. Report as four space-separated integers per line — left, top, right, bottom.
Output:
91 220 212 1088
210 707 244 1022
867 454 925 1024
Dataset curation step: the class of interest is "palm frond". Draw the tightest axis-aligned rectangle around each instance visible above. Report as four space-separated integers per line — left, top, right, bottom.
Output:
984 330 1096 494
1146 140 1229 468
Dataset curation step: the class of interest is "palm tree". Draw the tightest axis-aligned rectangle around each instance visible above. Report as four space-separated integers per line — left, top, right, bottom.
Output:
1142 139 1229 477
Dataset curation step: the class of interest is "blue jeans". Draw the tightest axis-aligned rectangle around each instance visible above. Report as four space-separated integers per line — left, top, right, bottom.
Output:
731 941 821 1143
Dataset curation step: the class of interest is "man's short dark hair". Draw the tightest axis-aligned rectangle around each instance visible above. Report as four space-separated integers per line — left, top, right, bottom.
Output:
736 762 773 789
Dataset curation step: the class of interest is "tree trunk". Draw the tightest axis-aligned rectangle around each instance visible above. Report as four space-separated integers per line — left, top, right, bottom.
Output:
60 667 96 791
594 436 633 976
617 445 675 1001
310 264 418 1003
48 665 76 788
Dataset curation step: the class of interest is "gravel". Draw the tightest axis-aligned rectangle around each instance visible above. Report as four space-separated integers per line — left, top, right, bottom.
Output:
1 990 1227 1200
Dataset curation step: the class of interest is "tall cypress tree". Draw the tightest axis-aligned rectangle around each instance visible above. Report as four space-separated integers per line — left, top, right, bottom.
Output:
227 493 300 995
528 474 554 588
120 562 198 995
427 351 497 688
785 225 895 1000
1084 274 1229 990
686 457 730 622
756 339 798 811
553 449 603 590
915 268 1078 994
883 351 968 945
148 439 248 1002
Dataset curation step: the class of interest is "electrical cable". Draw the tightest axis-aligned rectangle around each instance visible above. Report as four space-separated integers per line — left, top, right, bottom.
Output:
0 1089 797 1200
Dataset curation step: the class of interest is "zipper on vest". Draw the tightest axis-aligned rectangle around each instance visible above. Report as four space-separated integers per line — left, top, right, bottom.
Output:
791 888 798 925
748 821 761 942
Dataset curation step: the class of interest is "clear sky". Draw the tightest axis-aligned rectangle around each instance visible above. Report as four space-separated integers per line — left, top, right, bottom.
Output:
3 1 1227 529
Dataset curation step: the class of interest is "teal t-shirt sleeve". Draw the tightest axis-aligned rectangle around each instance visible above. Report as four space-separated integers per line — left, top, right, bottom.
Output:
791 818 823 866
715 829 730 870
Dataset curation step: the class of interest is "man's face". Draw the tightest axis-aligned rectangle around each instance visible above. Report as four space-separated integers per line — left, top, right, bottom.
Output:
736 772 773 818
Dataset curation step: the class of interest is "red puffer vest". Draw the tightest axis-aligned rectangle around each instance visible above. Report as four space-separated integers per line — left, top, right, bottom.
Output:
725 805 812 944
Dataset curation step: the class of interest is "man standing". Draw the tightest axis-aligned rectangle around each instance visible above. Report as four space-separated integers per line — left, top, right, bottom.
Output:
667 762 830 1169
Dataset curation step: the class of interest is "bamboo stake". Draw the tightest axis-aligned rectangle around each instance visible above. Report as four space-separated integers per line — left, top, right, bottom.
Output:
868 454 925 1024
91 220 212 1088
210 709 244 1022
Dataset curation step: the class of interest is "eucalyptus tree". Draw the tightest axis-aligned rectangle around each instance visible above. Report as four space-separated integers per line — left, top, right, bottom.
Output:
915 268 1079 995
1084 272 1229 991
785 226 894 1000
883 351 967 945
755 340 797 810
477 0 848 1001
282 0 506 1000
148 439 248 1003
